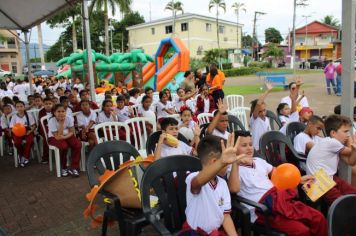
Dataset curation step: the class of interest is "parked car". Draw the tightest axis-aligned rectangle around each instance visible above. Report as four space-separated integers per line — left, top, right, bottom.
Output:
307 57 329 69
0 69 13 77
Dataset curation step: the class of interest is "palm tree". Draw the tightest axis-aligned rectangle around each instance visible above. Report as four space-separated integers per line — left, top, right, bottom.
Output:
232 2 246 50
90 0 132 55
165 1 184 35
321 15 339 27
209 0 226 68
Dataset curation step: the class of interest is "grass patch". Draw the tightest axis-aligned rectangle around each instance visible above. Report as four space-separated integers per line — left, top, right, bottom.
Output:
262 68 323 74
0 75 25 81
223 85 285 95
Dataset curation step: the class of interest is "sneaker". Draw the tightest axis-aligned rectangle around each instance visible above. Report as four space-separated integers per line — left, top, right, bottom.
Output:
67 169 73 175
72 169 80 177
61 169 69 177
41 160 49 164
8 148 13 155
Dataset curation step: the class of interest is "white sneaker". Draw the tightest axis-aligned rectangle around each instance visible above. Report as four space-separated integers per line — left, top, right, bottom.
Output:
61 169 69 177
72 169 80 177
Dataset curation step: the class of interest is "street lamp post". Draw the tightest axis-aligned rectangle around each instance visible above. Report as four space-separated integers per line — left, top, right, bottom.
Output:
302 15 311 65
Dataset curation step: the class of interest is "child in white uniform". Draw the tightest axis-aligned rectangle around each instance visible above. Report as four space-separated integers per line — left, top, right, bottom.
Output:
156 91 175 122
97 100 117 123
77 100 97 150
207 99 230 140
178 106 198 144
115 95 135 122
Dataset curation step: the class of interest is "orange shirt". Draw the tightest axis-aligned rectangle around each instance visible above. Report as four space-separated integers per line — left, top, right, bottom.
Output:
206 70 225 92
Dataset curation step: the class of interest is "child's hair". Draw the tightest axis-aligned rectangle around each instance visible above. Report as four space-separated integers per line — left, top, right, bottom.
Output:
79 100 90 108
184 71 191 77
213 109 228 117
197 135 224 165
2 104 11 110
59 96 68 104
234 130 252 140
177 87 184 93
141 95 151 104
123 93 130 100
101 100 113 110
324 114 352 136
210 68 218 78
161 117 178 130
2 96 14 105
43 97 52 103
79 89 89 97
12 96 19 103
27 95 34 100
249 99 264 117
288 82 296 90
180 105 193 115
15 100 25 107
105 94 112 100
276 103 288 115
116 95 125 102
129 88 140 97
159 91 166 100
308 115 324 125
34 94 42 100
72 87 79 93
145 87 153 93
104 91 111 96
52 104 65 114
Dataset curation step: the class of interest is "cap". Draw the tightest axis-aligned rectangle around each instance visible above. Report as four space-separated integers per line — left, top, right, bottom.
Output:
299 107 313 116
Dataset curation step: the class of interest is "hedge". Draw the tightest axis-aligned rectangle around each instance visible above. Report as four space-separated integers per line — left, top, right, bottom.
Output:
222 67 262 77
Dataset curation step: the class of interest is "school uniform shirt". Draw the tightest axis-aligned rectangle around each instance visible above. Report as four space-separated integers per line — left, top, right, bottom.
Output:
0 89 13 97
250 116 271 151
13 84 27 95
59 81 67 89
212 129 230 140
6 81 15 91
294 132 323 155
137 105 155 120
73 83 84 92
34 85 43 94
159 140 192 158
306 137 345 177
65 107 73 117
97 111 115 123
49 82 60 92
233 158 274 223
281 96 309 111
156 101 174 119
129 96 138 105
116 106 131 122
77 110 97 128
9 113 35 128
47 116 74 138
174 96 185 112
279 112 299 135
185 172 231 234
0 114 10 129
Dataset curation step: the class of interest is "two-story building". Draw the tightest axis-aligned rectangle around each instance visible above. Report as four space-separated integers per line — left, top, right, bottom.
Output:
0 29 22 74
127 13 242 59
292 21 339 60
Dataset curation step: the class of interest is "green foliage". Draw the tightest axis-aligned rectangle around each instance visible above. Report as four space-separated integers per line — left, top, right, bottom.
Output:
265 27 283 44
248 61 272 68
263 43 284 58
30 58 42 63
321 15 340 27
190 58 206 71
242 35 253 48
47 4 81 28
202 48 227 65
221 62 232 70
90 0 132 16
222 67 261 77
208 0 226 13
243 55 252 66
165 1 184 15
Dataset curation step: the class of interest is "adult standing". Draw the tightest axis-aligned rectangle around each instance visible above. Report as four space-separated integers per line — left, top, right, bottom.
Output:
206 67 225 106
280 79 309 111
180 71 196 93
194 69 206 88
335 63 342 96
323 61 337 95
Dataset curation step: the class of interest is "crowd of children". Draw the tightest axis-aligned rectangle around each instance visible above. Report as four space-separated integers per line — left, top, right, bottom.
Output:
2 72 356 235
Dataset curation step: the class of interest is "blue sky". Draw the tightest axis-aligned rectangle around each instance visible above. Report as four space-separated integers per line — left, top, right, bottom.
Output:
22 0 342 46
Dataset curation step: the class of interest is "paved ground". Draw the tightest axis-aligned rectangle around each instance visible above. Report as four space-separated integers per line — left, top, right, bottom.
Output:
1 71 355 235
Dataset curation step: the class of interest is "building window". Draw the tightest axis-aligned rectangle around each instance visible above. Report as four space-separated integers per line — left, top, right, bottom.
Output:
10 53 16 58
7 37 16 48
11 62 17 73
181 23 188 32
151 28 155 35
206 23 212 32
165 25 173 34
197 46 203 56
0 40 5 48
219 25 225 34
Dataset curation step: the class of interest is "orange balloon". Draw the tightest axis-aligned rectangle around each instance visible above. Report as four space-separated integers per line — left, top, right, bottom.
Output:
12 123 26 137
271 163 301 190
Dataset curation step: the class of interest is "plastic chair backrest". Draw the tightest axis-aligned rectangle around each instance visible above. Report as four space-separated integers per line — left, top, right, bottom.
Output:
27 108 41 126
328 194 356 236
286 122 306 144
146 131 189 155
197 113 213 126
140 155 202 234
166 113 180 122
40 114 51 143
199 123 210 139
94 121 131 144
266 110 282 130
229 107 250 131
228 115 246 132
86 140 140 186
227 95 244 110
125 117 157 152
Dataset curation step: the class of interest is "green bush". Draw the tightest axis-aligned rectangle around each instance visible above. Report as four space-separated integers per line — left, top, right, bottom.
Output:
222 67 262 77
190 58 207 71
221 62 232 70
248 61 272 68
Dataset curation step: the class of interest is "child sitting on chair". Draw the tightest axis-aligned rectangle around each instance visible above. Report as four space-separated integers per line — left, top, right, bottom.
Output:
206 99 230 140
294 115 324 155
154 117 199 159
278 89 303 135
38 97 54 164
249 82 272 151
156 91 175 123
178 106 198 145
195 84 215 116
307 114 356 205
0 104 13 155
77 100 97 150
181 134 248 236
116 95 135 122
228 131 327 236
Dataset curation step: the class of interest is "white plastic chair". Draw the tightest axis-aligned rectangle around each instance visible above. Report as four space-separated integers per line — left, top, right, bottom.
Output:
229 107 251 131
94 121 131 144
153 92 160 103
131 104 140 116
95 93 106 106
226 95 245 111
125 117 157 157
197 113 213 126
166 114 180 122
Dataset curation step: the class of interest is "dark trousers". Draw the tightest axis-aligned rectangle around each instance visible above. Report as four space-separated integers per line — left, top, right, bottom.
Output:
13 133 34 160
324 175 356 205
212 89 225 107
48 136 82 169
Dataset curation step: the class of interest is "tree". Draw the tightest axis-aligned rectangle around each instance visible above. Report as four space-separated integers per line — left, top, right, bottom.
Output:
165 1 184 35
208 0 226 68
263 43 284 67
0 33 6 42
47 4 81 52
202 48 227 65
90 0 132 55
242 35 253 48
321 15 339 27
232 2 246 49
265 27 283 44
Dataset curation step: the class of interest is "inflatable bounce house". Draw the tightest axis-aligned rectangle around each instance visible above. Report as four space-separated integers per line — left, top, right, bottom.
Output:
56 37 190 92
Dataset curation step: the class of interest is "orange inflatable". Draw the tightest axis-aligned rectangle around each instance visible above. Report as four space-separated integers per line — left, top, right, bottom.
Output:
12 123 26 137
95 87 106 94
271 163 301 190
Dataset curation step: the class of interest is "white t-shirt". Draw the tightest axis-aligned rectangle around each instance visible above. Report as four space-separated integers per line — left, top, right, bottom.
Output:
294 132 323 155
73 83 84 92
7 81 15 91
212 129 230 140
49 82 60 92
97 111 115 123
77 110 97 128
234 158 274 223
281 95 309 110
0 89 14 97
9 113 35 128
1 114 10 129
306 137 345 176
250 116 271 151
47 116 74 138
156 101 174 119
59 81 67 89
13 84 27 95
138 105 156 120
34 85 43 94
129 96 138 105
203 98 210 113
279 112 300 135
185 172 231 234
174 96 185 112
159 140 192 158
116 106 131 122
66 107 73 117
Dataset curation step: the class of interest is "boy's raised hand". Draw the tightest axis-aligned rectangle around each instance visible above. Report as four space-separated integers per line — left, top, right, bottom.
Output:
295 77 304 87
217 98 227 114
221 134 249 165
265 81 273 92
193 124 201 137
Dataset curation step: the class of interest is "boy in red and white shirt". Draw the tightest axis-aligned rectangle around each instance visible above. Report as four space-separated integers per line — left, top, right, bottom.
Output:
207 99 230 140
181 134 248 235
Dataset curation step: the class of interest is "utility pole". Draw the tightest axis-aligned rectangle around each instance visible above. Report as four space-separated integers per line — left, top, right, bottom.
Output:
252 11 266 61
172 0 176 35
37 23 45 69
302 15 311 62
149 1 152 22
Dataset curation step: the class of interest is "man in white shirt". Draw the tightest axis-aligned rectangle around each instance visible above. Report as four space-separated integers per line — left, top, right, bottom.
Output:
13 80 27 96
